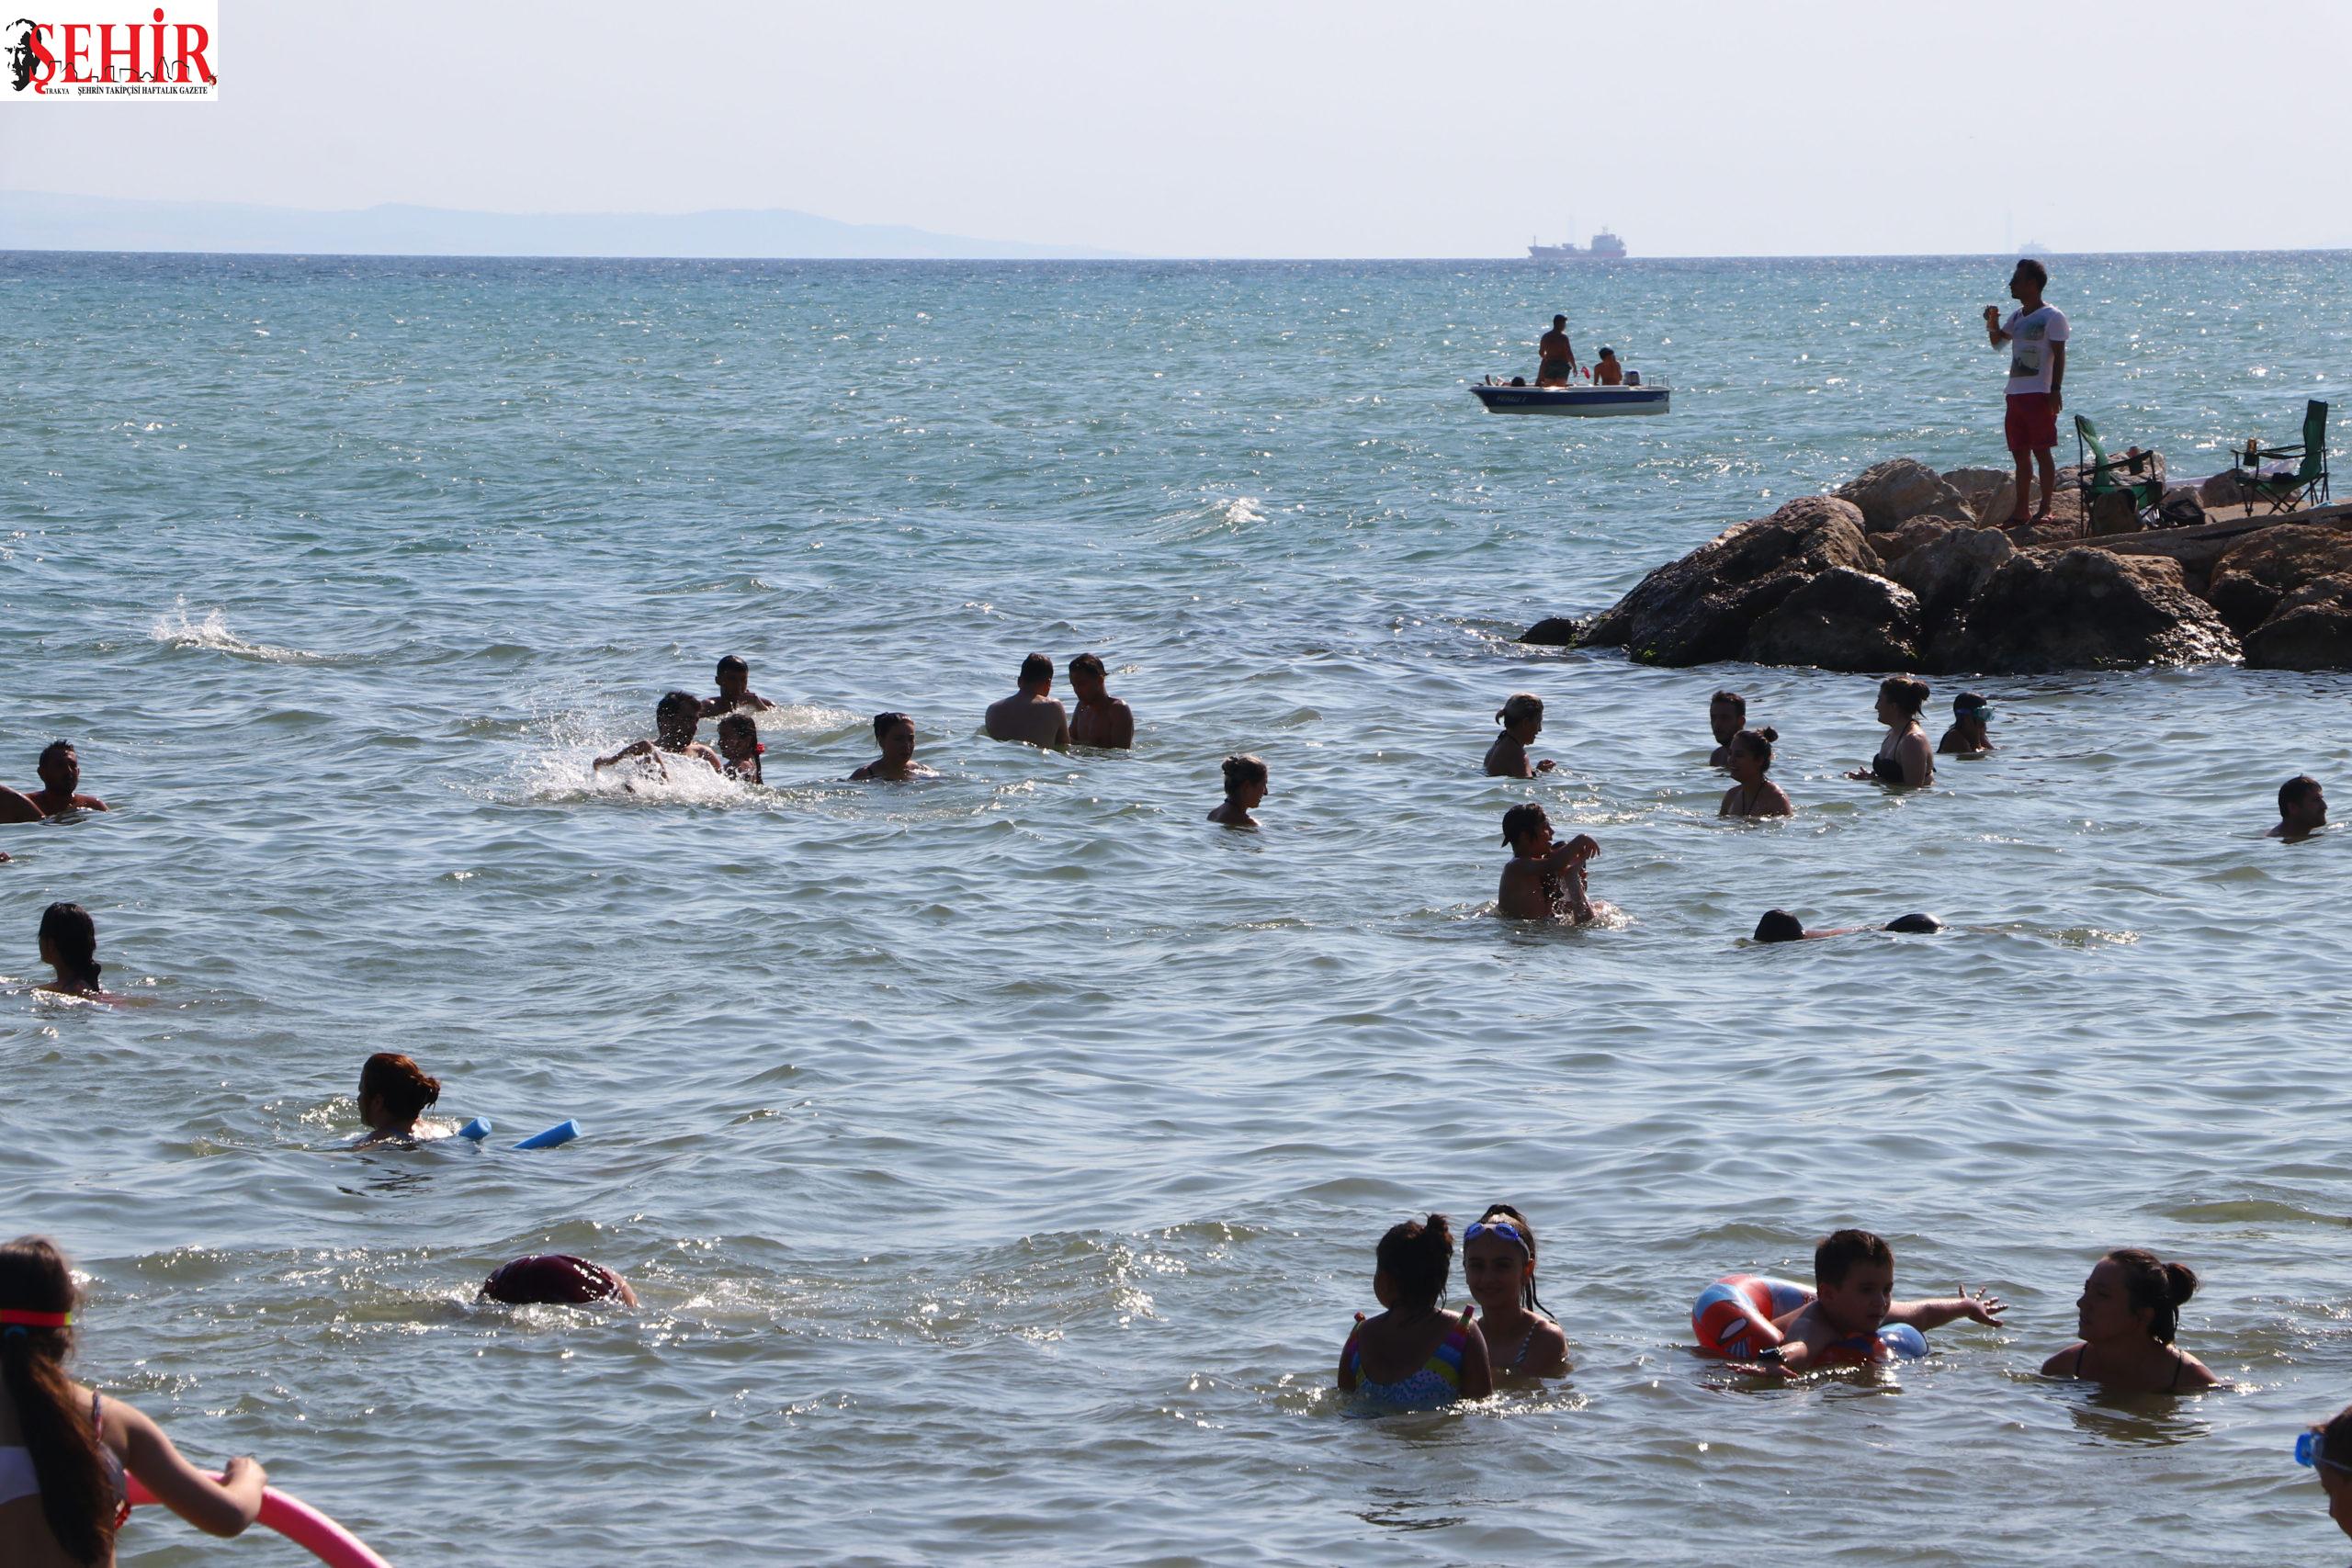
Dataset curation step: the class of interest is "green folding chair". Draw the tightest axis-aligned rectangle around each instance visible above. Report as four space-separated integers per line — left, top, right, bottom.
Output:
2233 400 2331 514
2075 414 2164 531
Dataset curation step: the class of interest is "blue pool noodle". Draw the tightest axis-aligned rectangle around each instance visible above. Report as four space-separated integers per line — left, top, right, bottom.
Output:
457 1117 493 1142
514 1118 580 1150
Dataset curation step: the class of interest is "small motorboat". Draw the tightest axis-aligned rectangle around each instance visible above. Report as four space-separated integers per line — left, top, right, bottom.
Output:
1468 374 1670 417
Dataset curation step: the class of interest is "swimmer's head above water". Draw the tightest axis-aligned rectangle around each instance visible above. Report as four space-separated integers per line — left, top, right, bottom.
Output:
1709 691 1747 746
1374 1213 1456 1314
874 711 916 761
1877 676 1929 726
358 1052 440 1136
716 713 761 764
2278 773 2327 836
1496 693 1544 739
653 691 702 750
480 1254 638 1309
1017 652 1053 695
1500 802 1551 854
37 901 101 994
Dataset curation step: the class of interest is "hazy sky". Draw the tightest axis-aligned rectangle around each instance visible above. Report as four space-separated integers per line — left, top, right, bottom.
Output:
6 0 2347 257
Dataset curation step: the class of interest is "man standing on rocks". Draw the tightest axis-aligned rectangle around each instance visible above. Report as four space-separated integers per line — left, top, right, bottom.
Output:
1984 258 2068 528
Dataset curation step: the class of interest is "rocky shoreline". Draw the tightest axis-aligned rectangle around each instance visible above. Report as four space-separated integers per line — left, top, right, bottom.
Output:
1524 457 2352 672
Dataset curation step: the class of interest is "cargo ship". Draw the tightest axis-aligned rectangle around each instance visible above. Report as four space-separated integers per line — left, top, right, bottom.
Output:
1527 229 1627 261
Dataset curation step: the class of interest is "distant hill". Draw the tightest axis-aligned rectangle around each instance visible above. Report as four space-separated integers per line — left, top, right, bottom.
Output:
0 190 1127 260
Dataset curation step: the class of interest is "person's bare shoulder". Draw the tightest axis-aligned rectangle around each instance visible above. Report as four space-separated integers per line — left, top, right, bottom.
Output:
2040 1342 2086 1378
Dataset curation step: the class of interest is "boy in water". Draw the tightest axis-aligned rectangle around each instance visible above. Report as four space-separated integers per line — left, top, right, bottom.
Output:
850 712 936 781
715 714 763 784
594 692 723 778
1751 1229 2004 1372
1067 652 1135 750
702 655 778 716
2269 774 2327 840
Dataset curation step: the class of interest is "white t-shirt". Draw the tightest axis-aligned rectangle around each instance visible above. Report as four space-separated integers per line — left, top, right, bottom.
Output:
2002 304 2069 397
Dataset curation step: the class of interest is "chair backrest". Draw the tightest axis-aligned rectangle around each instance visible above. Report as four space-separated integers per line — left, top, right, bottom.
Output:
2075 413 2109 467
2301 400 2329 479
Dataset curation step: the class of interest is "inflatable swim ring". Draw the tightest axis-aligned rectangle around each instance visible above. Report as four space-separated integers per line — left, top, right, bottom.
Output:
129 1473 392 1568
1692 1273 1928 1363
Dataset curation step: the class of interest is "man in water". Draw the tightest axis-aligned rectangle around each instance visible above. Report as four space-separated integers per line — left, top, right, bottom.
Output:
702 654 778 716
1707 691 1747 768
1984 258 2069 527
0 740 109 822
1067 652 1135 750
1537 314 1577 387
1592 347 1624 386
2268 774 2327 840
983 653 1069 750
850 712 937 781
594 691 723 778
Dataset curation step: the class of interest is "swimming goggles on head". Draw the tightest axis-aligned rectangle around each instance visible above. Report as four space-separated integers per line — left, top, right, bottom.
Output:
1464 1221 1528 1253
2296 1432 2352 1476
1956 705 1992 722
0 1309 69 1328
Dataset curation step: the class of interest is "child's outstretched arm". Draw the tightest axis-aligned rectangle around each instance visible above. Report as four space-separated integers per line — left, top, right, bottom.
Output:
1886 1284 2006 1330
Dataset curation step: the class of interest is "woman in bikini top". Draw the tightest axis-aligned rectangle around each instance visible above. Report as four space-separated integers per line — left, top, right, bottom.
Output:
1849 676 1935 789
2038 1248 2220 1393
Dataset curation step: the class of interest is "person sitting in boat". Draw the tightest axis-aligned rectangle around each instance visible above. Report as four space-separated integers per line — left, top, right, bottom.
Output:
1537 315 1576 387
1592 348 1623 387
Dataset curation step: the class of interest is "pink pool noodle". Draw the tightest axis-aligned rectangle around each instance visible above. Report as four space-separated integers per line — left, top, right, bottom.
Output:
128 1472 393 1568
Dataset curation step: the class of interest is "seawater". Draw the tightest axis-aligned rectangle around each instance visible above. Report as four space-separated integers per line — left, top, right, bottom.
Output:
3 252 2349 1566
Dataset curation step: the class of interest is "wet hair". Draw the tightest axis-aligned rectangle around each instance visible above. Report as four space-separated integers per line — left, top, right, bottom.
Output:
2281 774 2322 815
1375 1213 1455 1312
1018 652 1053 686
479 1254 630 1307
1475 1203 1551 1319
1883 912 1944 934
1730 727 1779 769
1754 908 1804 943
1815 1228 1894 1288
1496 693 1544 728
1599 346 1616 357
1711 691 1747 714
717 714 758 749
1879 676 1929 719
2015 257 2049 288
1221 753 1268 799
1069 651 1105 681
1954 691 1990 717
1551 314 1566 327
39 739 75 769
0 1236 115 1567
38 902 100 992
358 1052 441 1125
1500 802 1550 849
2322 1403 2352 1473
653 690 701 744
715 655 748 681
873 710 912 740
2102 1248 2198 1344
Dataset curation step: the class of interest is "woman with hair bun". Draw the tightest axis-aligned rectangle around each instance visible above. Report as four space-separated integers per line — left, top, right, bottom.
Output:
1207 754 1269 828
2041 1248 2218 1393
0 1235 266 1565
1484 694 1556 779
1848 676 1934 788
1719 728 1792 818
356 1053 447 1146
1336 1214 1492 1409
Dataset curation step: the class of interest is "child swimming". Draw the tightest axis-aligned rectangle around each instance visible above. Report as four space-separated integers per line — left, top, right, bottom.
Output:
1495 804 1599 922
715 714 763 784
1207 754 1267 827
594 692 723 780
356 1053 447 1146
1461 1205 1569 1378
1719 728 1792 818
701 655 778 716
0 1235 267 1563
1744 1228 2004 1373
2039 1249 2217 1393
1336 1215 1492 1409
1483 694 1556 779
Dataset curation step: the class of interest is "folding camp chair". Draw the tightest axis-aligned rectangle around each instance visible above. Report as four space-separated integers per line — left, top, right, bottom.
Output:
2233 400 2331 514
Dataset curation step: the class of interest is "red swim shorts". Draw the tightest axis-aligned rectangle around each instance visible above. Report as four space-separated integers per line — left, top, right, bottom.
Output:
2005 392 2057 455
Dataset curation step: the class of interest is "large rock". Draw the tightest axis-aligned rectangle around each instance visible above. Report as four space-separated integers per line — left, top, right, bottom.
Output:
1872 515 1958 565
2244 577 2352 670
1943 468 2015 526
1577 495 1876 665
1946 549 2241 672
2200 469 2249 508
1836 458 1972 533
1889 525 2015 667
2204 524 2352 637
1520 615 1589 647
1747 567 1922 671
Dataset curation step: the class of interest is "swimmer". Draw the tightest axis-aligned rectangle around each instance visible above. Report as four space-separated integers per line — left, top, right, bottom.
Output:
1484 694 1556 779
594 691 723 779
0 742 109 824
1938 692 1996 756
1336 1214 1493 1408
34 903 120 1003
479 1254 638 1308
1461 1205 1569 1378
700 655 777 716
356 1052 446 1146
715 714 763 784
1707 691 1747 768
1719 728 1792 818
982 653 1070 751
2301 1404 2352 1540
0 1235 267 1564
1207 754 1268 828
1752 909 1943 942
2268 774 2327 840
849 712 936 781
1496 803 1597 922
1848 676 1934 788
1067 653 1135 750
2040 1249 2218 1393
1741 1228 2004 1375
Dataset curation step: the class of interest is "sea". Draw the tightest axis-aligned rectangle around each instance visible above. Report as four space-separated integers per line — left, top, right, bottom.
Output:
2 250 2349 1565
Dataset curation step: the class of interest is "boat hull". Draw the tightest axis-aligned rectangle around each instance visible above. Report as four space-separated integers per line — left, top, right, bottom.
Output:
1469 384 1669 417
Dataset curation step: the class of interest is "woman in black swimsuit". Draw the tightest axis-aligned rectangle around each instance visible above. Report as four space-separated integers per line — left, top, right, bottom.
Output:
1848 676 1934 788
2039 1248 2218 1393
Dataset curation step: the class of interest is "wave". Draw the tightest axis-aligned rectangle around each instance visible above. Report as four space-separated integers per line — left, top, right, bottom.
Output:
148 599 333 664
